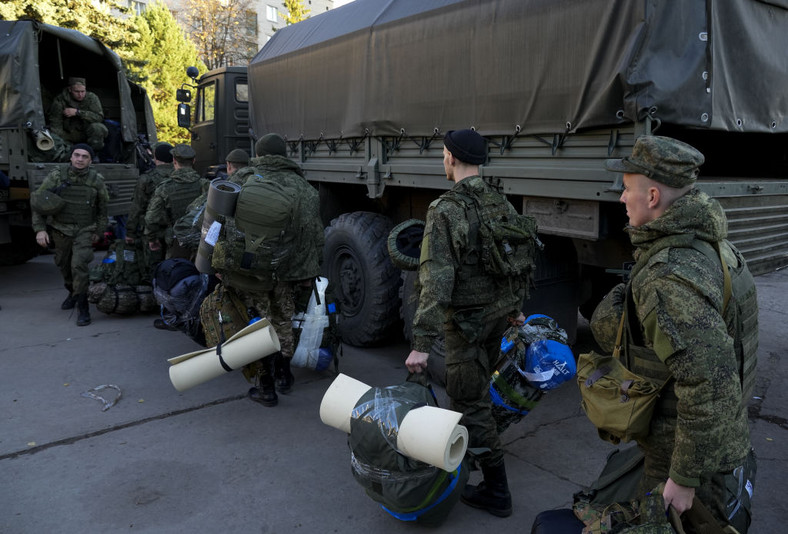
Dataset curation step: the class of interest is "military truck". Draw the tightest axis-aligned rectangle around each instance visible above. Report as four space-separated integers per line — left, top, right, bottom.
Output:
183 0 788 346
0 20 156 265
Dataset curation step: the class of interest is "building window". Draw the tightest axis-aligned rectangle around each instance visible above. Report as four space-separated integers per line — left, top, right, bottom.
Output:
266 5 278 22
127 0 146 16
245 11 258 38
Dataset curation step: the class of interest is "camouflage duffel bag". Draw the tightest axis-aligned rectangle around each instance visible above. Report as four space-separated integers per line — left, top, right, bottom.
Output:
96 284 139 315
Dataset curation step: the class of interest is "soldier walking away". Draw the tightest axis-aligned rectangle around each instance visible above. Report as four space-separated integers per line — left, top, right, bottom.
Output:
590 135 758 532
126 142 175 275
47 77 109 154
144 144 204 262
212 133 324 407
31 144 109 326
405 129 538 518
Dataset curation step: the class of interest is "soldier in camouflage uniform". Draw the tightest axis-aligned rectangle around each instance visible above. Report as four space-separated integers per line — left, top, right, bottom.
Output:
47 77 108 154
591 136 758 533
215 134 323 407
405 129 535 518
32 144 109 326
126 143 175 244
144 144 204 261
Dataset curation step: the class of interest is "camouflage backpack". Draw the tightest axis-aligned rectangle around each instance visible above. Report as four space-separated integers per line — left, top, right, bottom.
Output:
211 175 302 289
449 185 541 295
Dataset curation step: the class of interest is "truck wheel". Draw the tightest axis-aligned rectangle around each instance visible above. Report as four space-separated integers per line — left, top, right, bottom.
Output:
323 212 402 347
399 270 446 387
0 227 38 266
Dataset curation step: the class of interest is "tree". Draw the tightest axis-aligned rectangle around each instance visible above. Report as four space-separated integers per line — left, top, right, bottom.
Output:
282 0 310 25
0 0 141 67
128 2 206 144
182 0 257 70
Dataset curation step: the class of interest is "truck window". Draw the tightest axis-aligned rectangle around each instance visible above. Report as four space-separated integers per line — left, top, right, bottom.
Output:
235 81 248 103
196 82 216 124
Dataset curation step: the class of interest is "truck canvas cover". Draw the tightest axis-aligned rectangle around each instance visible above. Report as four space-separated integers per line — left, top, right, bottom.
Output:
0 20 150 143
248 0 788 140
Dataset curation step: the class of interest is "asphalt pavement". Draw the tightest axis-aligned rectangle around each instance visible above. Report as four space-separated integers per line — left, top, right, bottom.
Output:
1 254 786 533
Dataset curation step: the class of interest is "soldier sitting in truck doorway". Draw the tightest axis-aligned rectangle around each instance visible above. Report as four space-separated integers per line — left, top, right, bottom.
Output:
47 77 109 155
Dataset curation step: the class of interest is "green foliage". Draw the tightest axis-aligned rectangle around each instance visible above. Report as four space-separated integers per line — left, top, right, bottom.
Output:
283 0 311 25
128 2 206 144
0 0 140 66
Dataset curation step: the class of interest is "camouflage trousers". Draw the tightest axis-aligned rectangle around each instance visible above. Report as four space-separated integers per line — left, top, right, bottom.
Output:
640 446 756 533
444 311 510 468
240 281 298 381
59 122 108 152
52 227 95 294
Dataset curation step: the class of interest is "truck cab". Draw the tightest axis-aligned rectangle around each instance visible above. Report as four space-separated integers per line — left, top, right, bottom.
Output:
179 66 251 176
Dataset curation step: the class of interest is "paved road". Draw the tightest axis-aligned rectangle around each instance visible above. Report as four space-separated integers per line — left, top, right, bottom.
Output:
1 255 786 533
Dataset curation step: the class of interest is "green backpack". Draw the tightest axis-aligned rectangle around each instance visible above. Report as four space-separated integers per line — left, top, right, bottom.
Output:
450 187 541 294
212 175 301 289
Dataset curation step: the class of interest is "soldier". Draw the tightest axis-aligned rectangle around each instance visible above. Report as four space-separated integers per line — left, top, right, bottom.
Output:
31 144 109 326
214 133 324 407
405 129 537 518
144 144 204 261
126 142 175 247
224 148 250 180
591 135 758 532
47 77 108 154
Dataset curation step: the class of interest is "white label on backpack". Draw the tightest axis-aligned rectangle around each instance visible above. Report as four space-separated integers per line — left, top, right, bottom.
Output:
205 221 222 246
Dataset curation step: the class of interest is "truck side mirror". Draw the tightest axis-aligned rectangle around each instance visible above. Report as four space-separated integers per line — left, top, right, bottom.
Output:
176 88 192 103
177 103 191 129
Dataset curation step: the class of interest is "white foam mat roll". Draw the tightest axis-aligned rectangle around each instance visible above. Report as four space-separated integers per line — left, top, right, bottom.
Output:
397 405 467 472
319 373 372 434
168 318 280 392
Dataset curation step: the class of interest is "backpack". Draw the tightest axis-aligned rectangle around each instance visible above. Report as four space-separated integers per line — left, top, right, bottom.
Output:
211 175 301 287
451 186 541 294
152 258 215 345
348 376 469 527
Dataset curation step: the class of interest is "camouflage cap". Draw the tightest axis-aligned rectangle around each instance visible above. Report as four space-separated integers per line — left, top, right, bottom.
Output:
605 135 704 188
68 77 86 87
171 144 196 160
225 148 250 165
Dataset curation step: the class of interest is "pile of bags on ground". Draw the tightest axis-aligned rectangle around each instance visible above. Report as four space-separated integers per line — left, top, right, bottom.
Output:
88 240 156 315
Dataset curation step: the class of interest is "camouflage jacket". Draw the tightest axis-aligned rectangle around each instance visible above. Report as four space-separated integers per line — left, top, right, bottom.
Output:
411 175 524 353
126 163 174 239
144 168 204 243
31 165 108 237
47 88 104 136
248 155 324 282
613 189 750 486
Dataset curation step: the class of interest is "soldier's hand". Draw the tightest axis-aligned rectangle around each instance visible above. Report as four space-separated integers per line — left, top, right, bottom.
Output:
406 350 429 373
125 236 135 244
91 234 100 244
508 312 526 326
149 240 161 251
662 478 695 514
63 107 78 118
35 230 50 248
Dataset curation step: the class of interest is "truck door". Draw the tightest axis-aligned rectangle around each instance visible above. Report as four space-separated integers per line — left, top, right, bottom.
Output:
191 80 217 175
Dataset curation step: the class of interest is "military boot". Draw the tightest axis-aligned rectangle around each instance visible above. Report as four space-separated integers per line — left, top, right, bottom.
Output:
460 460 512 517
248 356 278 407
61 284 76 310
274 352 295 393
76 294 91 327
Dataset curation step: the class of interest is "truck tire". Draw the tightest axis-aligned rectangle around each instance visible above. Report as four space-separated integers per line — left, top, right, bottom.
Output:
399 270 446 387
0 227 38 266
323 212 402 347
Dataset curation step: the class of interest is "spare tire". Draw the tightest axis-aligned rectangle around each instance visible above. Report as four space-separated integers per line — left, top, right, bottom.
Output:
387 218 425 271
